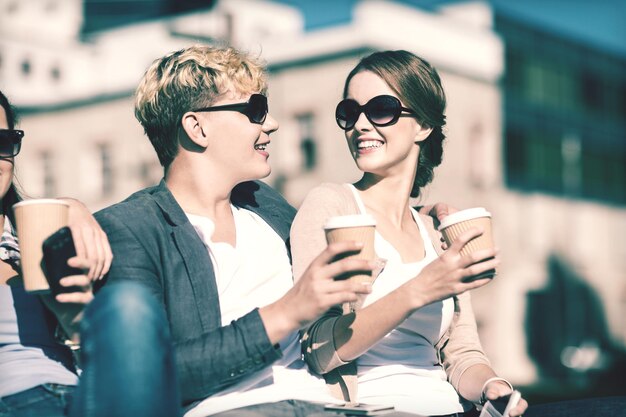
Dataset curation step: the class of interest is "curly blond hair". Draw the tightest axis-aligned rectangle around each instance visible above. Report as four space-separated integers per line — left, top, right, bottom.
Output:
135 44 268 168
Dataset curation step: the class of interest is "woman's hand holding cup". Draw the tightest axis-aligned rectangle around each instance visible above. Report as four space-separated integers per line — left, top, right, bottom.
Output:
402 227 499 309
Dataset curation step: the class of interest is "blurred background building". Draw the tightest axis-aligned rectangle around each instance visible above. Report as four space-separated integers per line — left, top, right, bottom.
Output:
1 0 624 403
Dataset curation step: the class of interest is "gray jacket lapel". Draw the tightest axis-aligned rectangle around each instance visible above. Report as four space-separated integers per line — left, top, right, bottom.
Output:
147 179 295 332
152 181 220 331
232 181 295 243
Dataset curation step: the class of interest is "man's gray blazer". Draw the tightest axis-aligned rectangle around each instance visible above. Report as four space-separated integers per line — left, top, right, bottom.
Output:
95 179 297 407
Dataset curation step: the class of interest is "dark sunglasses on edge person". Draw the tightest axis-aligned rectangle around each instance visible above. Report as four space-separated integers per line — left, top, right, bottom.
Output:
0 129 24 158
336 95 416 130
193 94 268 125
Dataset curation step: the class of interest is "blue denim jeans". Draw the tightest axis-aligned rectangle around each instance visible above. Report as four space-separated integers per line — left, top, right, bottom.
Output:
70 281 181 417
0 384 74 417
0 281 180 417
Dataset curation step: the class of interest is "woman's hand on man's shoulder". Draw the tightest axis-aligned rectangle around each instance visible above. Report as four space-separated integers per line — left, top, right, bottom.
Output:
58 197 113 281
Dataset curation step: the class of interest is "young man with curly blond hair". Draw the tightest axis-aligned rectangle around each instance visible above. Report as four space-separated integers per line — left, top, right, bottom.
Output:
95 45 373 417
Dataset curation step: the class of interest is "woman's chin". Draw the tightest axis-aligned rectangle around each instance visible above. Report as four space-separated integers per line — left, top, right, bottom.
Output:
354 157 384 174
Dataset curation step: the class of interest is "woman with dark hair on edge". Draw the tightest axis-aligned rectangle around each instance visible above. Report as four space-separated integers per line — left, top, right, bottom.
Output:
0 90 179 417
290 50 524 416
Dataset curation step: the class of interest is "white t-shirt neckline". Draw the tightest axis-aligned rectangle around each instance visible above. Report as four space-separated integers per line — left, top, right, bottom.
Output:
184 206 337 416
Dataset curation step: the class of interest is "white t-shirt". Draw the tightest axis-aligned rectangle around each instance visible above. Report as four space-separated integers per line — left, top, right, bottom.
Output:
348 185 469 416
184 205 339 417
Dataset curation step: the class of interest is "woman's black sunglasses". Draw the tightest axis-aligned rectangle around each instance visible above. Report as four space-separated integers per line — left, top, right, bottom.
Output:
336 95 415 130
0 129 24 158
192 94 268 125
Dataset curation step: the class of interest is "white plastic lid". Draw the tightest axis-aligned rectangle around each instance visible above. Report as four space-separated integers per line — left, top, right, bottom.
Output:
324 214 376 230
438 207 491 230
13 199 70 208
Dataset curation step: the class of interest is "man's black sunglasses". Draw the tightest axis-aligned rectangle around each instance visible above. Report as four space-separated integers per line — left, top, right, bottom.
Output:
0 129 24 158
192 94 268 125
336 95 416 130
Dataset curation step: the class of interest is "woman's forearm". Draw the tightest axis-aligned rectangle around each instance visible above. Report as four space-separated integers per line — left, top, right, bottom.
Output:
333 286 416 361
457 363 506 403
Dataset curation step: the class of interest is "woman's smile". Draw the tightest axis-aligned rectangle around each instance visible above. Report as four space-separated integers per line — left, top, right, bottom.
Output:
355 137 385 154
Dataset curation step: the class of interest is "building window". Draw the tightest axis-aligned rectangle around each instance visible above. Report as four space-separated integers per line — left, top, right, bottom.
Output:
527 131 563 193
561 134 581 196
620 85 626 119
6 2 18 13
98 143 113 196
45 1 58 13
224 12 234 44
524 59 546 105
556 67 577 112
40 151 56 197
504 125 563 194
468 122 486 188
296 113 316 172
139 159 161 187
522 58 570 110
50 65 61 81
581 140 626 203
581 71 602 112
21 59 31 76
505 47 523 93
504 128 526 186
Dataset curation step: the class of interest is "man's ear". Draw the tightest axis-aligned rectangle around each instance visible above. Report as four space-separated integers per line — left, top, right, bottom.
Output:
414 125 433 143
181 112 209 148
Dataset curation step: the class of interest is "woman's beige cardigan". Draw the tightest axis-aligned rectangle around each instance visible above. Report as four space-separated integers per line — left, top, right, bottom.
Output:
290 183 491 403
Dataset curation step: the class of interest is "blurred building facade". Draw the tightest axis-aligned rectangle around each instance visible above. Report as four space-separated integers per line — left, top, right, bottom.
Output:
1 0 624 394
492 10 626 393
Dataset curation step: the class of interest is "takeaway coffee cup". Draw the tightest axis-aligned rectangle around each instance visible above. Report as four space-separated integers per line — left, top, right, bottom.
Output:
324 214 377 284
438 207 495 279
13 199 70 293
438 207 494 256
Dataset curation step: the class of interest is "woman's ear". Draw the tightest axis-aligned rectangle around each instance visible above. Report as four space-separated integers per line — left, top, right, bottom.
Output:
414 125 433 143
181 112 209 148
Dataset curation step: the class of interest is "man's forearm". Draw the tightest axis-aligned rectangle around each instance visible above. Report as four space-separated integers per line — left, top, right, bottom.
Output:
175 308 281 404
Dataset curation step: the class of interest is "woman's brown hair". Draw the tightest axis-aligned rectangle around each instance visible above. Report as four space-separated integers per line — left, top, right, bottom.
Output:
0 90 23 226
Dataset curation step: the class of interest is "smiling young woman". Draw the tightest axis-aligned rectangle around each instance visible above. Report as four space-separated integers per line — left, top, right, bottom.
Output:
290 50 528 417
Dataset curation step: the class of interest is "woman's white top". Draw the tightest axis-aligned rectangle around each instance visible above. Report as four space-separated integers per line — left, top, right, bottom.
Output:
183 205 339 417
347 185 467 415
